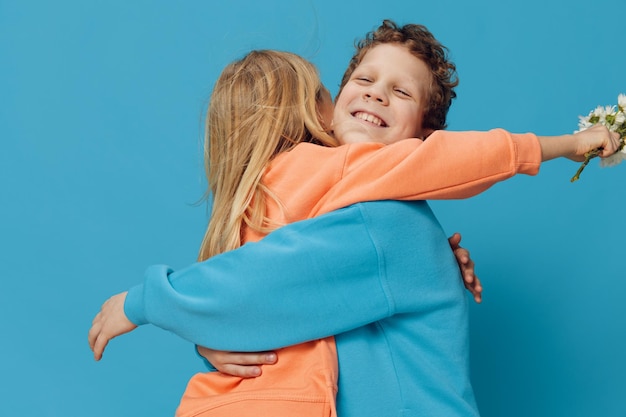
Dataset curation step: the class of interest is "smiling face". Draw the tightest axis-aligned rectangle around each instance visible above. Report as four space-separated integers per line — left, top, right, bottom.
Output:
332 43 433 145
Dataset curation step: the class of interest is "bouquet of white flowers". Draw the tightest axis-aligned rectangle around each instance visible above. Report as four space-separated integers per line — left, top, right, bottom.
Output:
571 94 626 182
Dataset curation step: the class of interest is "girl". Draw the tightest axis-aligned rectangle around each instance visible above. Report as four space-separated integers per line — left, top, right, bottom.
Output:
89 47 620 417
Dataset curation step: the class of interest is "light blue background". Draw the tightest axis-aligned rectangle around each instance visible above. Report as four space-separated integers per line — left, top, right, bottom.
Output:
2 1 624 416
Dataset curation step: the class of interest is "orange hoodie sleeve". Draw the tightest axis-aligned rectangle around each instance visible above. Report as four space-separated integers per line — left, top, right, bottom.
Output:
263 129 541 220
309 129 541 216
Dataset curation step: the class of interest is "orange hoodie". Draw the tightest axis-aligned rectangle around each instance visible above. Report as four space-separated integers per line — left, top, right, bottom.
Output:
175 129 541 417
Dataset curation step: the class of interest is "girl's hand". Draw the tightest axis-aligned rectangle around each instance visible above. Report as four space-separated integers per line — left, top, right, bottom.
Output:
570 124 621 161
88 292 137 361
448 232 482 303
196 346 278 378
540 124 622 162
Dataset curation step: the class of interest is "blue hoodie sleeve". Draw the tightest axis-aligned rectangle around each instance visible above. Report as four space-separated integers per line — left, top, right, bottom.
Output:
125 203 390 350
124 200 457 351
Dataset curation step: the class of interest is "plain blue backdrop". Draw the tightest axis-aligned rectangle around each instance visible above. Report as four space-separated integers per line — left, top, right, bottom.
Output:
1 1 625 416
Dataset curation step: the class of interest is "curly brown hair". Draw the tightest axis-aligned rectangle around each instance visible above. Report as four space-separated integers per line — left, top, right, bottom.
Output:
339 20 458 132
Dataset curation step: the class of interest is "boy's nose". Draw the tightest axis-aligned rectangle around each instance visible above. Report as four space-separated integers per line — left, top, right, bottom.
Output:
363 90 388 105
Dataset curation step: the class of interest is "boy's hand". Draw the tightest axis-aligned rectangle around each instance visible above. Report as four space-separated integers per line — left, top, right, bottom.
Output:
448 232 482 303
88 292 137 361
197 346 278 378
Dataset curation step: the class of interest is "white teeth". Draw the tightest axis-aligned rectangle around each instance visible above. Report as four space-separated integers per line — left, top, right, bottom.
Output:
354 112 385 127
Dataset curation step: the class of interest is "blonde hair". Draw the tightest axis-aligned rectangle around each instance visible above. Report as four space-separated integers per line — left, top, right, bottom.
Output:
198 50 338 261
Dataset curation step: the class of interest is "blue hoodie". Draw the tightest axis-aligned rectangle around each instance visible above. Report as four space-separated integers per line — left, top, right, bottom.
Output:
125 200 479 416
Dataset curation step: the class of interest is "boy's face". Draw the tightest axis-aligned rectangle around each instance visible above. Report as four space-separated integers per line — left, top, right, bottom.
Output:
332 43 432 145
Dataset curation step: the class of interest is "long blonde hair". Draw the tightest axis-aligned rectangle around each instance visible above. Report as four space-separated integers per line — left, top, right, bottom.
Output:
198 50 337 261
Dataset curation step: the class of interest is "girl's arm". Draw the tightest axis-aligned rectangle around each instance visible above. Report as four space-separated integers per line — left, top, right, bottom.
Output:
259 129 542 227
537 124 620 161
278 126 618 218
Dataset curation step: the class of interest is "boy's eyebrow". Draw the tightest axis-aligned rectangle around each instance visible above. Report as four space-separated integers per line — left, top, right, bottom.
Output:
351 64 424 97
355 64 420 83
353 63 375 72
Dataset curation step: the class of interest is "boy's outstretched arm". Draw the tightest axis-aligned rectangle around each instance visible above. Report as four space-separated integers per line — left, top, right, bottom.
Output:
88 292 137 361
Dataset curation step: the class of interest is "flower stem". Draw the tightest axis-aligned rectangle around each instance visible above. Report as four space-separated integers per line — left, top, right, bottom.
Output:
570 137 625 182
570 150 600 182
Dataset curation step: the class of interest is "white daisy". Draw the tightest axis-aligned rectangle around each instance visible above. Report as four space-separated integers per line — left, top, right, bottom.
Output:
571 94 626 181
618 93 626 111
599 151 626 167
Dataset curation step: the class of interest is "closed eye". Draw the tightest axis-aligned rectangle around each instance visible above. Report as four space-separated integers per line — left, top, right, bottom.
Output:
395 88 411 97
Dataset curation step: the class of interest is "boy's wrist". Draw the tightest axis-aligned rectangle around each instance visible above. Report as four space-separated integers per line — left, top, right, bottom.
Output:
124 284 148 326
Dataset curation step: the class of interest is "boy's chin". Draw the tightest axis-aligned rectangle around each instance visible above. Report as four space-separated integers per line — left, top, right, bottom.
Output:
336 128 381 145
